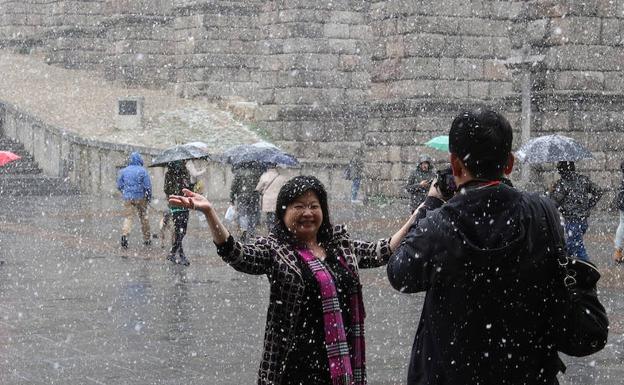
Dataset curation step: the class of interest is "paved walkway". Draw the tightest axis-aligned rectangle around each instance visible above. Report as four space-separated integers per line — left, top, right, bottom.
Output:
0 195 622 384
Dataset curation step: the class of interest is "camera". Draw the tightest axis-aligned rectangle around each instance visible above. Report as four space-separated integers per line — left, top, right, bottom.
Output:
434 167 456 201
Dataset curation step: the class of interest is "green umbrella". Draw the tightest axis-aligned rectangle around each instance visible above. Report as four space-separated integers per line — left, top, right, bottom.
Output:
425 135 449 151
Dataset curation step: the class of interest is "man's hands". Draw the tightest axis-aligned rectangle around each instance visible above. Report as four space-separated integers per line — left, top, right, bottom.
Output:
168 189 213 213
419 180 431 188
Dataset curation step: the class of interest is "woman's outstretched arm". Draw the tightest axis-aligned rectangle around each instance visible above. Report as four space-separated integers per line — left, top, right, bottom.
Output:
168 188 230 244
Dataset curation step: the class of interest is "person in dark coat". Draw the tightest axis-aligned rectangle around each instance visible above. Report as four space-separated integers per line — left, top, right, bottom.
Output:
406 155 435 212
164 160 193 266
613 160 624 263
388 110 572 385
168 175 418 385
230 162 264 242
116 152 152 248
547 161 602 261
346 148 365 203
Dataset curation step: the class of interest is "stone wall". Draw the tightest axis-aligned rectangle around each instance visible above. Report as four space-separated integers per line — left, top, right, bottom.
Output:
257 0 373 161
173 1 264 100
0 0 623 198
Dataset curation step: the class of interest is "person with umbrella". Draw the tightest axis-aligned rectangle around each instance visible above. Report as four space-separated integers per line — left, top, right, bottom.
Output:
405 155 435 212
164 160 193 266
167 175 418 385
230 162 265 242
117 152 152 249
547 161 603 261
255 164 289 231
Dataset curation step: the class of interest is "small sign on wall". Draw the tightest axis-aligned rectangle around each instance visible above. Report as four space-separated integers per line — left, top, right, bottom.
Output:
116 96 144 130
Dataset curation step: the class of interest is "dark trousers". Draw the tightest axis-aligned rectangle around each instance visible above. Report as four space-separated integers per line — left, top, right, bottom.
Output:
170 211 189 257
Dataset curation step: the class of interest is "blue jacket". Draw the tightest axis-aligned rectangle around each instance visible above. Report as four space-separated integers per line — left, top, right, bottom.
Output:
117 152 152 201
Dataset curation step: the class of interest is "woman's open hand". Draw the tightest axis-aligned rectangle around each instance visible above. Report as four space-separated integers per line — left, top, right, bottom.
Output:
168 189 212 213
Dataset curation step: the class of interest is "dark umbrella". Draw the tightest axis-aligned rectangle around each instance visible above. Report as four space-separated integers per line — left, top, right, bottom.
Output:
222 142 299 167
150 142 211 167
516 134 593 164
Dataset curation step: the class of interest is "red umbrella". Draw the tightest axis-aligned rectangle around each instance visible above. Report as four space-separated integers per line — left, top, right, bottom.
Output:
0 151 20 167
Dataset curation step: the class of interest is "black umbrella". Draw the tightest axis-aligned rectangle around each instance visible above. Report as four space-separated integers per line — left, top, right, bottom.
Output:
516 134 593 164
150 142 211 167
221 142 299 167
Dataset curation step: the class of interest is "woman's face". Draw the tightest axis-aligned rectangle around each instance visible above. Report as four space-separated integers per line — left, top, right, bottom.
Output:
283 190 323 242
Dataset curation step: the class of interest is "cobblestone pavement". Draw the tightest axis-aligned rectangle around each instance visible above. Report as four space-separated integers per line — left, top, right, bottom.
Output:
0 195 622 385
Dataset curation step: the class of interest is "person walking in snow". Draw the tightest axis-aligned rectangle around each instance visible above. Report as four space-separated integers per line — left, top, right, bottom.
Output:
116 152 152 249
547 161 602 262
164 160 193 266
230 162 264 242
255 165 288 230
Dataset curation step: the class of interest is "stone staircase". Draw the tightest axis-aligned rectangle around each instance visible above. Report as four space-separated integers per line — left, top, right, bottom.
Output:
0 136 79 196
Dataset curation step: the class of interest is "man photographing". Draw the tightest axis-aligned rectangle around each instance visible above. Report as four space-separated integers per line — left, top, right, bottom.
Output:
388 110 571 384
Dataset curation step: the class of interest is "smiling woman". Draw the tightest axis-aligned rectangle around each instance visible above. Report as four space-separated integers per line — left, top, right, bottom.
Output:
168 175 418 385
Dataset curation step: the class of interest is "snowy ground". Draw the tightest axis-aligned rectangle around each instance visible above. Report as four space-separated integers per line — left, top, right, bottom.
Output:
0 195 622 384
0 52 263 152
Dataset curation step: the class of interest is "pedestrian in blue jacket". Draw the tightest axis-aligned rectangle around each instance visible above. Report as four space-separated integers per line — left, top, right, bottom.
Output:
117 152 152 248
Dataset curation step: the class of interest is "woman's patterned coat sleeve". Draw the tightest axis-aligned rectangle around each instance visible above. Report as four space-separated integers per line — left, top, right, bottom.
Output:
352 238 392 268
220 237 273 275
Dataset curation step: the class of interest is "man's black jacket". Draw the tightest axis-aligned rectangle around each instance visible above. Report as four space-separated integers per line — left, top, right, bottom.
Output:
388 183 568 385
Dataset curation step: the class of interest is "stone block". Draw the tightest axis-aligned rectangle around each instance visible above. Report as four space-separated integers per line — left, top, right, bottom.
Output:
469 81 490 99
339 54 362 72
435 80 469 99
350 71 370 89
553 71 605 91
545 45 624 71
483 59 510 81
388 79 437 99
604 151 623 170
331 11 365 25
605 72 624 92
404 33 446 57
349 24 371 39
385 36 405 58
571 110 611 132
417 0 472 17
328 39 359 55
416 116 452 132
461 36 495 58
597 0 624 17
398 16 459 35
439 58 455 79
371 58 401 82
458 17 510 37
601 18 624 45
370 83 391 99
567 0 600 16
537 112 571 132
371 19 397 37
276 9 331 23
401 57 441 80
488 81 513 98
455 58 484 80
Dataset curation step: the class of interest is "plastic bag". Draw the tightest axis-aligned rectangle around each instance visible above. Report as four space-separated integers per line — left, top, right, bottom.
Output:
224 205 237 223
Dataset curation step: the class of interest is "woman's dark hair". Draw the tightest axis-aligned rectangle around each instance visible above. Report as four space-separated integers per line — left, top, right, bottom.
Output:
272 175 334 247
449 109 513 180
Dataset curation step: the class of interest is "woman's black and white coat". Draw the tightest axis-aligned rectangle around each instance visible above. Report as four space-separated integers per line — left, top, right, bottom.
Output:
216 225 392 385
